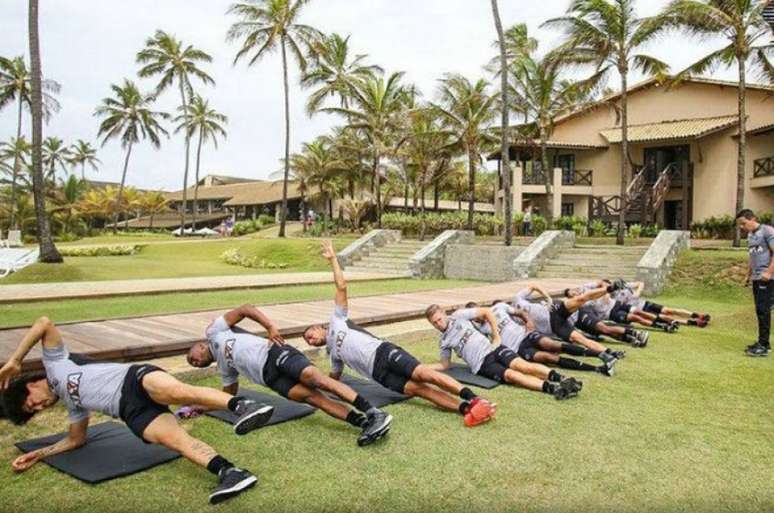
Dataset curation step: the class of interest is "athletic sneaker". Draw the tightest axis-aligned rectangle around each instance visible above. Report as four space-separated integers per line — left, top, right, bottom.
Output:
233 400 275 435
552 382 578 401
664 322 679 334
599 361 616 377
357 410 392 446
209 467 257 505
699 313 711 323
695 318 708 328
599 351 618 365
608 349 626 359
464 398 496 427
633 330 649 347
745 344 771 357
561 376 583 392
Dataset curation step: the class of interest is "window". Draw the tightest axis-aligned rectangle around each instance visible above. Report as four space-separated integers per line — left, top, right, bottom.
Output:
561 203 574 217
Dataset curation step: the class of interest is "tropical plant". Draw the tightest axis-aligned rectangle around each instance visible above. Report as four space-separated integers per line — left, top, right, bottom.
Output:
67 139 100 180
42 136 70 181
227 0 323 238
0 136 31 230
137 30 214 233
137 190 171 229
0 54 60 230
94 79 169 233
433 73 497 230
174 94 227 230
50 175 88 236
655 0 774 246
544 0 669 244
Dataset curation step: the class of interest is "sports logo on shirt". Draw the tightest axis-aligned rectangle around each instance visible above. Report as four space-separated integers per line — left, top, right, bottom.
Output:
335 331 346 352
224 339 235 368
66 372 83 408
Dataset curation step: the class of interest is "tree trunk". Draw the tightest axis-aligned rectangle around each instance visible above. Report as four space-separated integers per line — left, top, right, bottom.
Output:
320 185 328 235
193 127 204 232
733 55 747 248
539 126 553 225
404 180 409 209
178 77 191 235
374 154 382 228
28 0 61 262
617 69 629 246
300 194 307 233
491 0 512 246
113 143 133 235
149 213 154 230
81 162 85 181
419 168 427 241
278 36 291 238
467 145 476 230
433 180 439 210
9 97 23 230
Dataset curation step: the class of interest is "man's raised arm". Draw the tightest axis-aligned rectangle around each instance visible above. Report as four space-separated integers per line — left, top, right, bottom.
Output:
221 305 284 345
0 316 62 390
322 240 348 309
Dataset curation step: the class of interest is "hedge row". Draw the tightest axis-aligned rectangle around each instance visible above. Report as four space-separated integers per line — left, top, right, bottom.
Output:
58 244 143 257
691 212 773 239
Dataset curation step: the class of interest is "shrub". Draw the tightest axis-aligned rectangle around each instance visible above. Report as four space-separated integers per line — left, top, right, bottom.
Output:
572 221 588 237
258 214 274 225
532 215 548 235
232 219 264 237
628 224 643 239
382 211 502 237
220 248 288 269
59 244 143 257
641 224 659 238
589 219 606 237
691 215 735 239
758 211 773 225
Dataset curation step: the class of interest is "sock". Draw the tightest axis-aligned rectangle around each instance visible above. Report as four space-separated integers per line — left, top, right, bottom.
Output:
206 455 234 476
688 319 698 326
548 370 562 382
558 357 598 372
459 387 477 401
227 396 244 413
690 312 699 318
605 348 616 355
352 394 374 413
561 343 599 357
542 381 557 394
458 401 470 415
346 410 367 427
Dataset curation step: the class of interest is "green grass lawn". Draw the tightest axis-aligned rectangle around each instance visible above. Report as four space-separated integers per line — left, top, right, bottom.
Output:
1 279 771 513
4 238 352 284
0 279 475 328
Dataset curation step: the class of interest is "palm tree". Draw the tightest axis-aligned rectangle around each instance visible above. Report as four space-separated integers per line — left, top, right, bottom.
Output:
302 33 382 115
137 190 171 229
42 136 70 182
0 136 31 229
174 94 227 230
68 139 100 180
299 137 346 229
433 74 497 230
486 23 539 81
51 175 88 235
227 0 322 237
94 79 169 233
491 0 515 245
27 0 61 262
137 30 214 233
656 0 774 246
322 72 407 227
544 0 669 244
0 55 60 231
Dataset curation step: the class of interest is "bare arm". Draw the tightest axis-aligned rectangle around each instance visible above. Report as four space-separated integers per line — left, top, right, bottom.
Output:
11 418 88 473
427 357 451 371
222 305 284 345
764 243 774 281
0 317 62 389
529 284 553 303
322 240 347 309
475 308 501 345
630 282 645 297
512 309 536 332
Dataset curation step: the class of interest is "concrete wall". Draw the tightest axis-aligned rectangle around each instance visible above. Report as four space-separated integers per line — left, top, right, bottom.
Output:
444 244 525 281
636 230 691 295
409 230 474 279
513 230 576 279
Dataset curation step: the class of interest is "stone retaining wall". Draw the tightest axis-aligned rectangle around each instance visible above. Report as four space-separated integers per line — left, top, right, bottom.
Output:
409 230 474 278
512 230 576 279
636 230 690 295
444 244 525 281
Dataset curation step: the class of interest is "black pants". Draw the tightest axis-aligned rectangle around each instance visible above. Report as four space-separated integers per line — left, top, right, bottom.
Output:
753 280 773 347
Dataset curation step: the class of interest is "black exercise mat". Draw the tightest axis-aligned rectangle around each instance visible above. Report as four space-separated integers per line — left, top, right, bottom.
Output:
442 364 500 389
205 388 315 426
15 421 180 484
340 374 409 408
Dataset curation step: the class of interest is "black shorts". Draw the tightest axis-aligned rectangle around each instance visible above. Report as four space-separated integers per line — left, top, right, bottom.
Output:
372 342 421 394
642 301 663 315
477 346 519 383
609 301 632 324
118 364 171 442
263 345 313 399
575 309 602 335
516 331 545 361
549 301 576 341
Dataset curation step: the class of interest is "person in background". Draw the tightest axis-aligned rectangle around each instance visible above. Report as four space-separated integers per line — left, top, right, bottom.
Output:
522 205 533 236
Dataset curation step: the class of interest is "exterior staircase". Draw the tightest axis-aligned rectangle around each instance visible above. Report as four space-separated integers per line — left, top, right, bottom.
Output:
345 239 427 276
535 244 648 281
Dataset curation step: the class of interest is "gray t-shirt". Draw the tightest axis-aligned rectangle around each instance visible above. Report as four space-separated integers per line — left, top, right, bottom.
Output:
612 284 644 310
326 305 382 378
42 344 129 423
439 308 494 374
576 282 615 319
206 316 271 387
748 224 774 280
512 289 551 334
491 303 528 352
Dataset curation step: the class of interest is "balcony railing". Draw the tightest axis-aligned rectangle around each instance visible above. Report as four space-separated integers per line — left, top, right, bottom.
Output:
521 167 593 186
522 168 548 185
754 156 774 178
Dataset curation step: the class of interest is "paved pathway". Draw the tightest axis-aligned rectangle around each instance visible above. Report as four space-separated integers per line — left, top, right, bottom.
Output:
0 270 400 303
0 278 585 369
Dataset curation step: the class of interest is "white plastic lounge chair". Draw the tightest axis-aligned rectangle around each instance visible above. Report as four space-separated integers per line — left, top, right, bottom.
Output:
7 230 22 248
0 248 38 278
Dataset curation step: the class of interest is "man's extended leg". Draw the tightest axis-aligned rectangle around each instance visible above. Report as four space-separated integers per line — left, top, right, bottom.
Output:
533 337 613 375
569 330 625 360
288 384 366 428
403 380 461 412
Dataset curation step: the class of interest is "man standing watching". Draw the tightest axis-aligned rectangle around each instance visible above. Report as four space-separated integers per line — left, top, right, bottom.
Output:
737 209 774 357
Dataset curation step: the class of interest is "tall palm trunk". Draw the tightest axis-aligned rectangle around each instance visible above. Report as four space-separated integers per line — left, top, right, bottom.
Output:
178 77 191 234
28 0 61 262
419 168 427 241
113 142 133 234
9 97 23 230
81 163 86 180
300 194 307 233
733 55 747 248
539 124 553 225
192 127 204 231
466 145 476 230
374 154 382 228
278 35 291 238
617 69 629 246
491 0 512 246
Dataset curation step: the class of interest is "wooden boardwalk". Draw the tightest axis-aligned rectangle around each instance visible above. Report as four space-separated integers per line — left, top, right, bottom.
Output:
0 278 585 370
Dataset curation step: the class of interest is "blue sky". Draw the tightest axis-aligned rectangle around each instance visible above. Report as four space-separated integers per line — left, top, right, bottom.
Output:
0 0 737 191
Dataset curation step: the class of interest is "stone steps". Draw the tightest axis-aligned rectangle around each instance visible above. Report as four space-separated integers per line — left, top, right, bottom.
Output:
535 243 647 280
346 238 429 276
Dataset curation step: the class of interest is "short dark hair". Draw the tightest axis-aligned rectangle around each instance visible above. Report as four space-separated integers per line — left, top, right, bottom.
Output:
563 288 571 297
0 373 48 425
425 304 442 319
465 302 478 308
736 209 755 220
492 299 504 305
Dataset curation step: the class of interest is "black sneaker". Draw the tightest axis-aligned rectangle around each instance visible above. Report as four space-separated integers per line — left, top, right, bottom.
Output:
609 349 626 359
598 351 617 365
552 383 577 401
357 410 392 447
667 322 680 333
745 344 771 357
209 467 257 505
233 400 274 435
561 376 583 392
599 360 616 377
